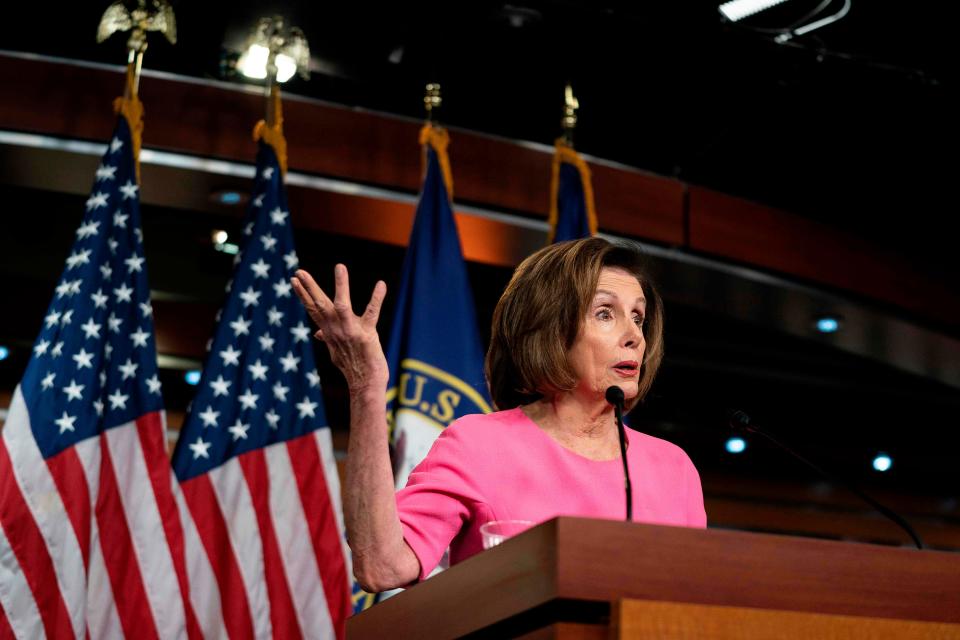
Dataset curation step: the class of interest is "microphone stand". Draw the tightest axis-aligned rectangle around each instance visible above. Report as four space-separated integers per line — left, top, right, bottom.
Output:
729 410 924 550
607 386 633 521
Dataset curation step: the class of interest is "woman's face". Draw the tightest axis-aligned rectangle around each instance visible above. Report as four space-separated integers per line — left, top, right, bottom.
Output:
567 267 647 401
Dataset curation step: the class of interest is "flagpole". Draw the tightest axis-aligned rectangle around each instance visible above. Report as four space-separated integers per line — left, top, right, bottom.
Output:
126 49 144 99
548 83 598 243
97 0 177 181
241 15 310 174
424 82 442 125
419 83 454 200
561 83 579 147
97 0 177 99
265 46 278 128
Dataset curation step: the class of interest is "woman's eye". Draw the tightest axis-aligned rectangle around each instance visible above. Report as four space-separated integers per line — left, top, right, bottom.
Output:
633 315 645 327
596 308 612 320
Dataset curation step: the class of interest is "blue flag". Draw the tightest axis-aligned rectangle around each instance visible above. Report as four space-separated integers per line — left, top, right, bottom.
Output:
170 103 350 637
385 126 492 488
351 125 493 611
547 139 598 243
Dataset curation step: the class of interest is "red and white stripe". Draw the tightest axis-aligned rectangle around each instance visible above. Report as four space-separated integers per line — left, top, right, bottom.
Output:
179 430 350 640
0 386 198 639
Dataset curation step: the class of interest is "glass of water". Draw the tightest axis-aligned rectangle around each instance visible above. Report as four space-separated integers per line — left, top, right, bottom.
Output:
480 520 534 549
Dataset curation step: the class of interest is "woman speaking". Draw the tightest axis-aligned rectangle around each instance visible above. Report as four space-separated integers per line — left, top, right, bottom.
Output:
291 237 706 593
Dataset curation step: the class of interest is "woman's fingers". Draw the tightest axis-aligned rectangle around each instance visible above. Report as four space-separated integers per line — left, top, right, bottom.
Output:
292 270 333 320
294 265 384 340
332 264 353 319
363 280 387 328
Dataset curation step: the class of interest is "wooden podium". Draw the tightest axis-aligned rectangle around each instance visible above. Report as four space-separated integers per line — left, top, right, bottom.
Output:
347 517 960 639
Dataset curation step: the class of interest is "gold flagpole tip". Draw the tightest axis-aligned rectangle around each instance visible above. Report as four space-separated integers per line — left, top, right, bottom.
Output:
424 83 442 123
97 0 177 97
97 0 177 53
561 83 579 145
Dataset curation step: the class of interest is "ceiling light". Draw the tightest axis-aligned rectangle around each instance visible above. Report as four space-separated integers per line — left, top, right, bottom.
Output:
718 0 789 22
238 44 298 82
500 5 542 29
237 17 310 84
719 0 852 42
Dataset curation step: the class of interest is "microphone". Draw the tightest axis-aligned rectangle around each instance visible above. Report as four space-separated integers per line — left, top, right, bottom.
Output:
728 410 924 550
606 386 632 521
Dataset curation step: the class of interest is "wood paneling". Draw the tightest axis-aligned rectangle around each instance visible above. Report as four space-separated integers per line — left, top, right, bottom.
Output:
2 52 956 326
552 519 960 623
614 598 960 639
687 187 960 327
348 518 960 638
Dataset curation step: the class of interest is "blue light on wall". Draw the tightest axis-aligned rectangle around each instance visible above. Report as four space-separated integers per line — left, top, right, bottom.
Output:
184 370 202 385
725 437 747 454
815 316 840 333
872 453 892 472
218 191 243 205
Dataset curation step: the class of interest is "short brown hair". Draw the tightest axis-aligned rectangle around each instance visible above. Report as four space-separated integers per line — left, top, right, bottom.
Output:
486 237 664 413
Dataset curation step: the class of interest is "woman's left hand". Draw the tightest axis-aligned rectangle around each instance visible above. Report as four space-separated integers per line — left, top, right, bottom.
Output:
291 264 388 394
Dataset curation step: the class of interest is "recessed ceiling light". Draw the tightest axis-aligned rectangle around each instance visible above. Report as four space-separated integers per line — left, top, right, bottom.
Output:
718 0 789 22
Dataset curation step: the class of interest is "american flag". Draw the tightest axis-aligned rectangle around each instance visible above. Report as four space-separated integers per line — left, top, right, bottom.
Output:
0 114 199 638
171 139 351 639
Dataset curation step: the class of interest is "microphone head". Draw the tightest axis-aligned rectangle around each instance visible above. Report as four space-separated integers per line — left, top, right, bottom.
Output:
605 385 625 407
727 409 752 431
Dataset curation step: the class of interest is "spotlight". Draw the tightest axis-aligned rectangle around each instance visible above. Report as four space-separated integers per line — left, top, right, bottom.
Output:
184 370 202 386
725 437 747 454
238 44 298 82
718 0 851 42
0 345 9 361
718 0 789 22
500 5 542 28
237 16 310 84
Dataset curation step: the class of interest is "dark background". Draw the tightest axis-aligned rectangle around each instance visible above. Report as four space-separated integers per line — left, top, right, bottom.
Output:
1 0 957 540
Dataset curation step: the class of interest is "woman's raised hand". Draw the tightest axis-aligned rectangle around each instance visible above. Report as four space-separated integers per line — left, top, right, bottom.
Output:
291 264 388 394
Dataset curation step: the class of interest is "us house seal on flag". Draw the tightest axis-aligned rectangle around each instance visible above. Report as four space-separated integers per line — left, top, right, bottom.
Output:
381 123 492 492
388 358 492 487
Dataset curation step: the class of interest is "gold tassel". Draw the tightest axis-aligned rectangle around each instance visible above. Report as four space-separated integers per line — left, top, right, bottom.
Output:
546 138 598 244
112 62 144 184
419 124 454 200
252 84 289 176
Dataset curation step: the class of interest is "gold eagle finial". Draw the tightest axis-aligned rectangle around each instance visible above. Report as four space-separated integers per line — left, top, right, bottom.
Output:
97 0 177 53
